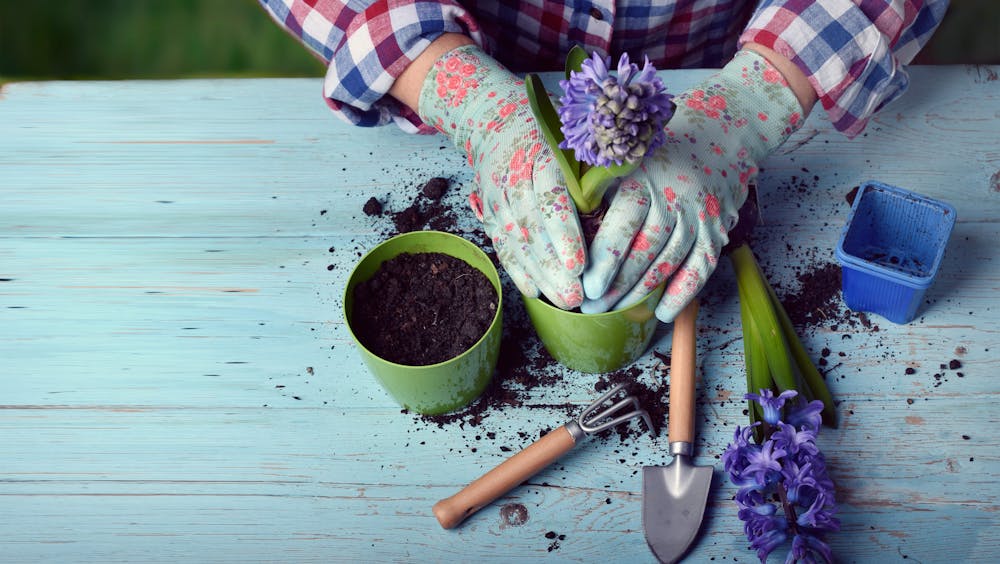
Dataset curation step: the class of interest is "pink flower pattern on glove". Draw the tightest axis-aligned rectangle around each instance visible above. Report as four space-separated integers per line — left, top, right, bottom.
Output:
419 46 585 310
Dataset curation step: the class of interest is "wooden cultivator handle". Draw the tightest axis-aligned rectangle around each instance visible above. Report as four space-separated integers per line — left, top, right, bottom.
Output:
667 299 699 445
432 425 578 529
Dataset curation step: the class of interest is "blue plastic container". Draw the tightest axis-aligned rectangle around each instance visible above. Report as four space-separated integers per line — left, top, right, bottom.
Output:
835 181 956 324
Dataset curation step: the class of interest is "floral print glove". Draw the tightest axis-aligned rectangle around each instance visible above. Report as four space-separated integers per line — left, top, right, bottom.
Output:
580 50 804 321
419 46 585 309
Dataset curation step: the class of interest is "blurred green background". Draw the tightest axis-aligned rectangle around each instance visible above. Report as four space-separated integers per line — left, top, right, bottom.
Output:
1 0 998 84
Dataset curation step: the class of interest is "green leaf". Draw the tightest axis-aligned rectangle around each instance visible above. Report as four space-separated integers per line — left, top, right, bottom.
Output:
738 271 771 441
525 73 582 201
731 244 797 393
731 242 837 429
565 45 588 80
765 278 838 427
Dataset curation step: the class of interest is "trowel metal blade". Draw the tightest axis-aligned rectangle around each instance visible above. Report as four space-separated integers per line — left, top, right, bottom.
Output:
642 457 714 564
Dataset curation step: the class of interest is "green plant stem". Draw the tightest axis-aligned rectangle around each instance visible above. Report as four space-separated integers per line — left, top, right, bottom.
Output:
578 161 639 213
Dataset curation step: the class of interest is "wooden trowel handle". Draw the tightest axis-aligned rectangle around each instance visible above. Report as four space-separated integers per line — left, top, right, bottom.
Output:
433 424 578 529
668 299 699 445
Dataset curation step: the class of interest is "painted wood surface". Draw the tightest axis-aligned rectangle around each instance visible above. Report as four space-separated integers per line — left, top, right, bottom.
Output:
1 67 999 563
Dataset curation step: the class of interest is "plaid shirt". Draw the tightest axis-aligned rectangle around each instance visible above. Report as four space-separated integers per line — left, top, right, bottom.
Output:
259 0 948 138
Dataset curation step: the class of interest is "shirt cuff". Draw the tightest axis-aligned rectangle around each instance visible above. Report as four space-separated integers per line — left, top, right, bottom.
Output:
323 1 483 133
740 1 945 138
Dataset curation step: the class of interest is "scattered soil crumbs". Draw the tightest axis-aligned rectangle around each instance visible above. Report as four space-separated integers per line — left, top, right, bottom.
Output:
389 177 460 234
352 252 497 366
595 367 668 440
422 176 449 199
777 262 843 327
545 531 567 552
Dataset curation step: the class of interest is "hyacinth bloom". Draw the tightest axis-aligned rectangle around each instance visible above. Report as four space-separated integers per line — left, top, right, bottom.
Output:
722 390 839 563
557 52 674 168
523 48 675 213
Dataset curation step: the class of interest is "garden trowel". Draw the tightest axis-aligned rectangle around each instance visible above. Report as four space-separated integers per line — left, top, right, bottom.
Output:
642 299 713 563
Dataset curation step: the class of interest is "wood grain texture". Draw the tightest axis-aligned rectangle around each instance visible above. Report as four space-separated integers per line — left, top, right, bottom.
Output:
1 68 999 562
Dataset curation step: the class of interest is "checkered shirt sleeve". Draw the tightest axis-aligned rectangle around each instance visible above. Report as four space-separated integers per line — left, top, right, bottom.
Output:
258 0 483 133
741 0 950 138
260 0 948 138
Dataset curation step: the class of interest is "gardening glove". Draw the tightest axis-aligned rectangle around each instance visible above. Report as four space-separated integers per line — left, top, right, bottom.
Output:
580 50 805 322
419 45 585 309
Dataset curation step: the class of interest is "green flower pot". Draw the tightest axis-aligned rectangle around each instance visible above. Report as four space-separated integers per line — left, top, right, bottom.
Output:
344 231 503 415
522 284 665 374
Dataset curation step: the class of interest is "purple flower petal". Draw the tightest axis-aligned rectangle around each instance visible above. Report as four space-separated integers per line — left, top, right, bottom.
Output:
787 399 826 432
557 51 674 167
789 533 835 563
746 389 798 425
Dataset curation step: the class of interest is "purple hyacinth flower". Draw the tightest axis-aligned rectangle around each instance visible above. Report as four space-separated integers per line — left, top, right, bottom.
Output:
786 399 826 432
789 533 835 564
772 421 820 458
780 459 819 505
796 492 840 532
744 440 787 486
557 51 674 167
746 389 798 425
725 391 840 562
722 424 757 474
750 527 788 562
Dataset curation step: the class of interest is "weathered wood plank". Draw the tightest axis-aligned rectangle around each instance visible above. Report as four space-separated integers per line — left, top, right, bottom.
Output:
1 67 999 562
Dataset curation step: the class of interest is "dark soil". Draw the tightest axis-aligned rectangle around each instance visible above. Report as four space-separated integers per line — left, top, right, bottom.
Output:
351 252 497 366
363 197 383 216
421 177 449 199
580 199 609 247
594 366 667 439
723 184 760 252
391 177 458 234
778 262 844 327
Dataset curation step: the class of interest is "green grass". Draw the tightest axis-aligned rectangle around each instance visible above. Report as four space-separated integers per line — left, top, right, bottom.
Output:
0 0 324 82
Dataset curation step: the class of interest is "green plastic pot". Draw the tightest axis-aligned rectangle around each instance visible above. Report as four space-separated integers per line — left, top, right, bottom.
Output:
522 283 665 374
344 231 503 415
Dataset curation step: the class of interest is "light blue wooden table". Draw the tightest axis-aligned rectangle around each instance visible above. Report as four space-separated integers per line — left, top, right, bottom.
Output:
2 67 999 562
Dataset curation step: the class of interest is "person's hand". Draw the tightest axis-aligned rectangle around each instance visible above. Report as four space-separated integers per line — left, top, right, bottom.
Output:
418 45 585 309
580 50 805 321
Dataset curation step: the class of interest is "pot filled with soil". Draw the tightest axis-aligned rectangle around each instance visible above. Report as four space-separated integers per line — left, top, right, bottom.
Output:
344 231 502 414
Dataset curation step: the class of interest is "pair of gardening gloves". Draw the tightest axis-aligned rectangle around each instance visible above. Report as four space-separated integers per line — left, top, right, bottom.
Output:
418 45 804 322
